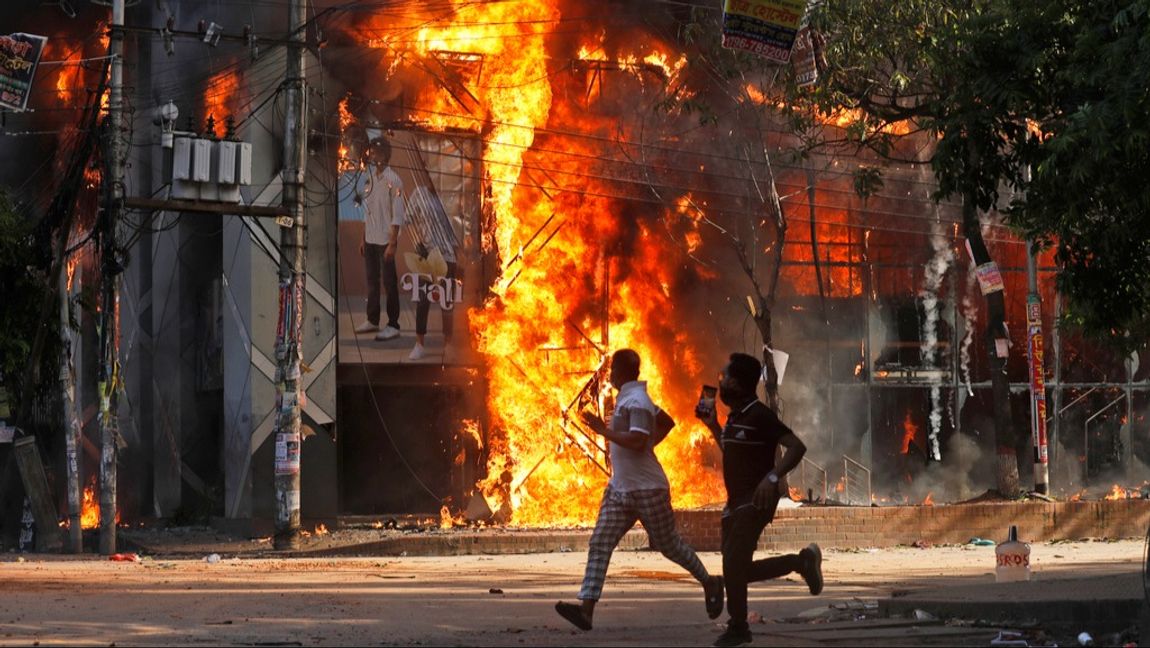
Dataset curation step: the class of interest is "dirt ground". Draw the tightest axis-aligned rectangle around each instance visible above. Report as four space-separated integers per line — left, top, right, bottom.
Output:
0 539 1144 647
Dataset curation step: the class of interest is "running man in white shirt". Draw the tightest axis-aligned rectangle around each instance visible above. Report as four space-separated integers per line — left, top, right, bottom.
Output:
555 348 725 631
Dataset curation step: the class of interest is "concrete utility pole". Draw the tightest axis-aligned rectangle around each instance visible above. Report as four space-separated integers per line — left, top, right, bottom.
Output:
273 0 308 550
99 0 127 555
60 267 82 552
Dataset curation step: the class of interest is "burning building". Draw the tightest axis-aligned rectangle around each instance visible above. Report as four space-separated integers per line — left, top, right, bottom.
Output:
2 0 1150 549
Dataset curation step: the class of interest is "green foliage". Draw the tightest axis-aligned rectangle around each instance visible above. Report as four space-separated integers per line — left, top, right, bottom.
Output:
800 0 1150 349
667 0 1150 347
0 191 58 420
852 166 884 200
982 0 1150 348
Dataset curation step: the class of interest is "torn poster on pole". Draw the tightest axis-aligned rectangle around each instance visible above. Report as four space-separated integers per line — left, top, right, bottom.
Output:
791 25 826 87
0 33 47 112
975 262 1005 295
720 0 808 63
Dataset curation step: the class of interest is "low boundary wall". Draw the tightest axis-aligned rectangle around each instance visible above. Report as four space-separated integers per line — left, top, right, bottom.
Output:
676 500 1150 552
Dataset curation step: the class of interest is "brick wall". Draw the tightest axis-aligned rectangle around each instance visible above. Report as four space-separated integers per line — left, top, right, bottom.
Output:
675 501 1150 552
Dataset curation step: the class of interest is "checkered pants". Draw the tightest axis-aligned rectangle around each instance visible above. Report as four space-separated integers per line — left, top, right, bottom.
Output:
578 485 710 601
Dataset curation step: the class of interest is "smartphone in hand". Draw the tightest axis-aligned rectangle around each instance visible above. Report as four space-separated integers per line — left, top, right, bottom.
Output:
695 384 717 418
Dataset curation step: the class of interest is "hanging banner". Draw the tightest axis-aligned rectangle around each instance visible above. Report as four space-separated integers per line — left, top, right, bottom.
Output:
721 0 807 63
0 33 48 112
1027 294 1049 467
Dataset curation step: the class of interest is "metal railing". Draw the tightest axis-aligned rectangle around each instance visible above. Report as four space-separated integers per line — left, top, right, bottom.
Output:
843 455 872 506
795 457 827 502
1084 393 1126 479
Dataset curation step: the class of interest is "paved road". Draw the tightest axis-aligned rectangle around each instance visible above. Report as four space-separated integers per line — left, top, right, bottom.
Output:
0 539 1143 646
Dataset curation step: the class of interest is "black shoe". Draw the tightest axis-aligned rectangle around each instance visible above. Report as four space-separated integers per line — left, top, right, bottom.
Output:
554 601 592 631
800 543 823 595
713 625 752 647
704 575 725 619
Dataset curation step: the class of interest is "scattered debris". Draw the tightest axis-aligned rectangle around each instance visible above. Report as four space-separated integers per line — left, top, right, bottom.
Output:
990 630 1030 646
108 553 139 562
1078 631 1093 646
203 553 221 564
797 606 834 619
488 588 503 594
913 609 937 621
969 538 996 546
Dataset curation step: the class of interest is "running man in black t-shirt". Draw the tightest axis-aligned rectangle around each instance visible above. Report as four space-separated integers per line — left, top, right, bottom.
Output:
697 352 824 647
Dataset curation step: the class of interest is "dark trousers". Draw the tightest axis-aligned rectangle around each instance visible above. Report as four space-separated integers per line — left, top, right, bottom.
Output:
414 261 457 338
364 242 400 329
721 501 803 630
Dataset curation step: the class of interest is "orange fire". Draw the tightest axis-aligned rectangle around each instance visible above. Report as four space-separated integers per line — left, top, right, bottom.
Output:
439 505 467 529
1104 485 1128 500
202 69 242 137
922 492 934 506
788 486 803 502
314 523 329 535
337 95 358 173
78 479 120 529
744 83 911 136
353 0 728 525
900 411 918 454
80 482 99 529
46 26 110 111
47 40 83 105
781 206 863 298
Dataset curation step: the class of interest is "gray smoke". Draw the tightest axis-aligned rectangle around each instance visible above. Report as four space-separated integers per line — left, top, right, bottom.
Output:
920 216 952 461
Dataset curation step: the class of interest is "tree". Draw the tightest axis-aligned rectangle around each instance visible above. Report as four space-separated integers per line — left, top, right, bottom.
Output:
962 0 1150 350
647 7 817 414
792 0 1150 493
0 192 51 422
779 0 1029 495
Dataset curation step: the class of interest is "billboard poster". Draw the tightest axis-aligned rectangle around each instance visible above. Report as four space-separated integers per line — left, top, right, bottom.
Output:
0 33 48 112
721 0 807 63
337 130 481 366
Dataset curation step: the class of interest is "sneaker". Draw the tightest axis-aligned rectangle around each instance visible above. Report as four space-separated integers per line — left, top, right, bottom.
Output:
800 543 823 595
704 575 724 619
353 321 379 334
713 625 752 647
407 343 426 361
375 325 400 341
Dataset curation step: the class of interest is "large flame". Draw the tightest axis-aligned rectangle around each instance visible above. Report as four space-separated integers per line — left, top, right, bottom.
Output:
355 1 726 525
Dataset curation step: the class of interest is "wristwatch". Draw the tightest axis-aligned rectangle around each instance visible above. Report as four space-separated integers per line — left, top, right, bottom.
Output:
766 471 779 484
